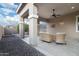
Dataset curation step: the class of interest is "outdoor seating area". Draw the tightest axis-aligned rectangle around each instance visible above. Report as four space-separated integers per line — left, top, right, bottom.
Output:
0 3 79 56
40 32 66 44
40 32 55 42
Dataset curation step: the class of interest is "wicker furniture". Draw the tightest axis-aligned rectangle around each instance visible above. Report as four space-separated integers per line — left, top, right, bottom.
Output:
40 32 55 42
56 32 66 44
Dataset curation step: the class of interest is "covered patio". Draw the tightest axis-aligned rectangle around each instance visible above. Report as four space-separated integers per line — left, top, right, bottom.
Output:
16 3 79 56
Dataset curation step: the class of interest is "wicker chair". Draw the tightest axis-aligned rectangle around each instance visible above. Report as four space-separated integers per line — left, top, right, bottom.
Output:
40 32 55 42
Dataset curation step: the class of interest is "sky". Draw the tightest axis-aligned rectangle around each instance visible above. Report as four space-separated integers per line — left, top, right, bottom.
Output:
0 3 19 27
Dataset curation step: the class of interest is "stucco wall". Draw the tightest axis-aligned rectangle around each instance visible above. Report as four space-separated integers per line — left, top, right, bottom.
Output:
0 26 4 39
48 11 79 39
46 23 56 35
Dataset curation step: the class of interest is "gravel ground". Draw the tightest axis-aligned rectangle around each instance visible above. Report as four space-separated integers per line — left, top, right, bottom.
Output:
0 28 44 56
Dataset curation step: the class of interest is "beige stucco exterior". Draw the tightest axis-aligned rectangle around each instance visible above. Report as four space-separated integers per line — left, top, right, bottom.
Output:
0 26 4 40
47 11 79 39
16 3 39 45
16 3 79 45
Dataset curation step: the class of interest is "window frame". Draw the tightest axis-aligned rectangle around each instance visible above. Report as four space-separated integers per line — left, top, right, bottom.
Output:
76 15 79 32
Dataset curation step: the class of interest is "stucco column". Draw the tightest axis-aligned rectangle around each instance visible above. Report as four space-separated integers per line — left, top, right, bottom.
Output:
28 4 38 46
19 17 24 38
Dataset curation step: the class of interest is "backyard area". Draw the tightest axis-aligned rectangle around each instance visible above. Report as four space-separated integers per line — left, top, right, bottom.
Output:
0 28 44 56
0 3 79 56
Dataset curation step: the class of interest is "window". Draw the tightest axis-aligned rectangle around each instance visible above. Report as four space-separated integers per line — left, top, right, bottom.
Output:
76 15 79 32
39 21 47 32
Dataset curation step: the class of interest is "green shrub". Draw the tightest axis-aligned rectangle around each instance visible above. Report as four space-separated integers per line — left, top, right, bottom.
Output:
24 24 29 32
16 24 29 33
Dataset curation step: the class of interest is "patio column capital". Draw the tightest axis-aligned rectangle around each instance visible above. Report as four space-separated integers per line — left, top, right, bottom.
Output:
19 21 24 23
28 15 38 19
19 16 24 23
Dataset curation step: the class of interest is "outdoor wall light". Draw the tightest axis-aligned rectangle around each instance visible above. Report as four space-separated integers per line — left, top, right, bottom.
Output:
59 22 64 25
72 6 75 9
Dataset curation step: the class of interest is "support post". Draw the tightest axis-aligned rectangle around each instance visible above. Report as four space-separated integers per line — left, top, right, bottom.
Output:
28 4 38 46
19 17 24 38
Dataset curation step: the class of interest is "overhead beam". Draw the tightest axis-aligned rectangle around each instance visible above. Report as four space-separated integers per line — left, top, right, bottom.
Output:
16 3 22 13
19 4 31 17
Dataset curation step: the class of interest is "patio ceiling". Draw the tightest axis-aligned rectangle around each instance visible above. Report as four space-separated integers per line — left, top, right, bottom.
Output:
35 3 79 19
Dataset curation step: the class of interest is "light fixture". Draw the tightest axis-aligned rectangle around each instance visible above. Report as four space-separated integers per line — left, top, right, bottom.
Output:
72 6 75 9
59 22 64 25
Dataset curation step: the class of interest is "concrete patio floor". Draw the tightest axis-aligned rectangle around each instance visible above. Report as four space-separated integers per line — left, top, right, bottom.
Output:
23 37 79 56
